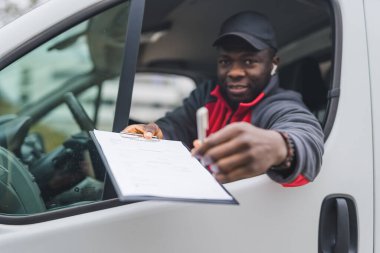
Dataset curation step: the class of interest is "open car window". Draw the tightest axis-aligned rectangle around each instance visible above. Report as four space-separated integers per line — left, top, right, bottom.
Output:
137 0 333 128
0 1 130 215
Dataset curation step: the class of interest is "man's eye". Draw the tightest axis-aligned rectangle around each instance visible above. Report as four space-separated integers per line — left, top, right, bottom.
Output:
219 59 229 65
244 59 254 65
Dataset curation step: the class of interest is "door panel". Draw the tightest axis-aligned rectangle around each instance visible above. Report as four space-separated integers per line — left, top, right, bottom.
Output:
364 0 380 252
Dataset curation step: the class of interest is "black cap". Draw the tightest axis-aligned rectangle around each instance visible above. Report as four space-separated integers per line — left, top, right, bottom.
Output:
213 11 277 51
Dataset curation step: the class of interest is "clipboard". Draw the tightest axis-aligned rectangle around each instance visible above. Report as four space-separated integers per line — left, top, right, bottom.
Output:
90 130 238 205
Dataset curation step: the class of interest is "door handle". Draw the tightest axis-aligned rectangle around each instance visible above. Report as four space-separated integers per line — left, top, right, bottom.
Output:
319 195 358 253
334 198 349 252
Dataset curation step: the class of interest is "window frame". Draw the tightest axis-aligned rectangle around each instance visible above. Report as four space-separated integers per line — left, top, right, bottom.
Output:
0 0 143 224
323 0 342 140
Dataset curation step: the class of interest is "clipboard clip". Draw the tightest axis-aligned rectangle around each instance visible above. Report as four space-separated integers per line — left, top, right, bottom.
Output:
120 132 160 141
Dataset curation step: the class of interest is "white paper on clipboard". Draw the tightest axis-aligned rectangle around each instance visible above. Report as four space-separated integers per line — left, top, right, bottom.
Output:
90 129 237 205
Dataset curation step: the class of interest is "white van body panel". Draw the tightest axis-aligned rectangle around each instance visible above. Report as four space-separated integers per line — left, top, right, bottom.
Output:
365 0 380 251
334 1 374 252
0 178 343 252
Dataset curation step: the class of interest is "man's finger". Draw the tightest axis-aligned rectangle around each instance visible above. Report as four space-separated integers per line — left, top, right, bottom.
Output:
144 123 164 139
196 122 252 155
144 131 153 139
144 123 157 133
193 139 201 149
216 152 252 173
123 124 145 134
208 122 251 143
201 134 248 161
123 123 163 139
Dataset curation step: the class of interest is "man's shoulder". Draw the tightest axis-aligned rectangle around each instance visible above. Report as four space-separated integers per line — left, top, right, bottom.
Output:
191 79 218 99
254 86 314 119
252 87 320 128
263 87 305 108
195 79 217 91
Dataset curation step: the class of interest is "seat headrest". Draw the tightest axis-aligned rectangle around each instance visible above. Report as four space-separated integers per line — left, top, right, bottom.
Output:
0 116 31 154
279 57 327 111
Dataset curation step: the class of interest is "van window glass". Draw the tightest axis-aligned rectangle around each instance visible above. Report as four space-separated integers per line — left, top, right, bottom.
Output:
0 1 129 215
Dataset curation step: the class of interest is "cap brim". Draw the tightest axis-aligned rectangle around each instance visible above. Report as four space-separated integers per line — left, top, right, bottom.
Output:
213 32 268 50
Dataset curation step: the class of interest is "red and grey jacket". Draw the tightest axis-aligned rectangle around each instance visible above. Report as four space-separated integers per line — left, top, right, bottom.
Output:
156 75 324 187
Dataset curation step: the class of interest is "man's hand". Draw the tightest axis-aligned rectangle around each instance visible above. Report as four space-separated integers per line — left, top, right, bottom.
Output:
192 122 288 183
122 123 164 139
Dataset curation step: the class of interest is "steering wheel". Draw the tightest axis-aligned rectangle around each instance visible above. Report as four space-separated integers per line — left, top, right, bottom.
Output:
64 92 95 131
64 91 107 179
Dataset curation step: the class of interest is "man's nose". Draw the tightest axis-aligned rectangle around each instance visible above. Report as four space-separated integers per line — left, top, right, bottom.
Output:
227 64 245 79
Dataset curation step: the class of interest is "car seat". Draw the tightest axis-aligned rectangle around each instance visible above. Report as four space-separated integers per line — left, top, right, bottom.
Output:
279 57 328 122
0 115 46 214
0 146 46 214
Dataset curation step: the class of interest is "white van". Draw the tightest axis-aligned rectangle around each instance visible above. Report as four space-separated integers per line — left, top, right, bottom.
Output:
0 0 378 252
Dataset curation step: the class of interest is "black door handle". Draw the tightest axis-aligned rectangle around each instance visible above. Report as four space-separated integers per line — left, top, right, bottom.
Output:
334 198 349 252
319 195 358 253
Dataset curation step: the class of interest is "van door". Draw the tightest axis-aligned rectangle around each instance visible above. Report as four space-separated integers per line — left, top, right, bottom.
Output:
0 0 374 253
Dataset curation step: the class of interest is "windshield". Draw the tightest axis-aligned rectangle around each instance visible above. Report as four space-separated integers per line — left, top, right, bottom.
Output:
0 0 50 28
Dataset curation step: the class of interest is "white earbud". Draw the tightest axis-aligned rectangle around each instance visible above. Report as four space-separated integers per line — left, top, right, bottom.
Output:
271 64 278 76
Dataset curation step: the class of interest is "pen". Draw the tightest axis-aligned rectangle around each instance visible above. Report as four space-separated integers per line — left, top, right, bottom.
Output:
196 107 219 175
196 107 208 144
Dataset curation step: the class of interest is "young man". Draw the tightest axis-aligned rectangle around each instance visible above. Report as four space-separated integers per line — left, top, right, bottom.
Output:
124 11 324 187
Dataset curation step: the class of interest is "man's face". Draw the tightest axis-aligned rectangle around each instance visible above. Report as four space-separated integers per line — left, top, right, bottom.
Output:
217 39 276 106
